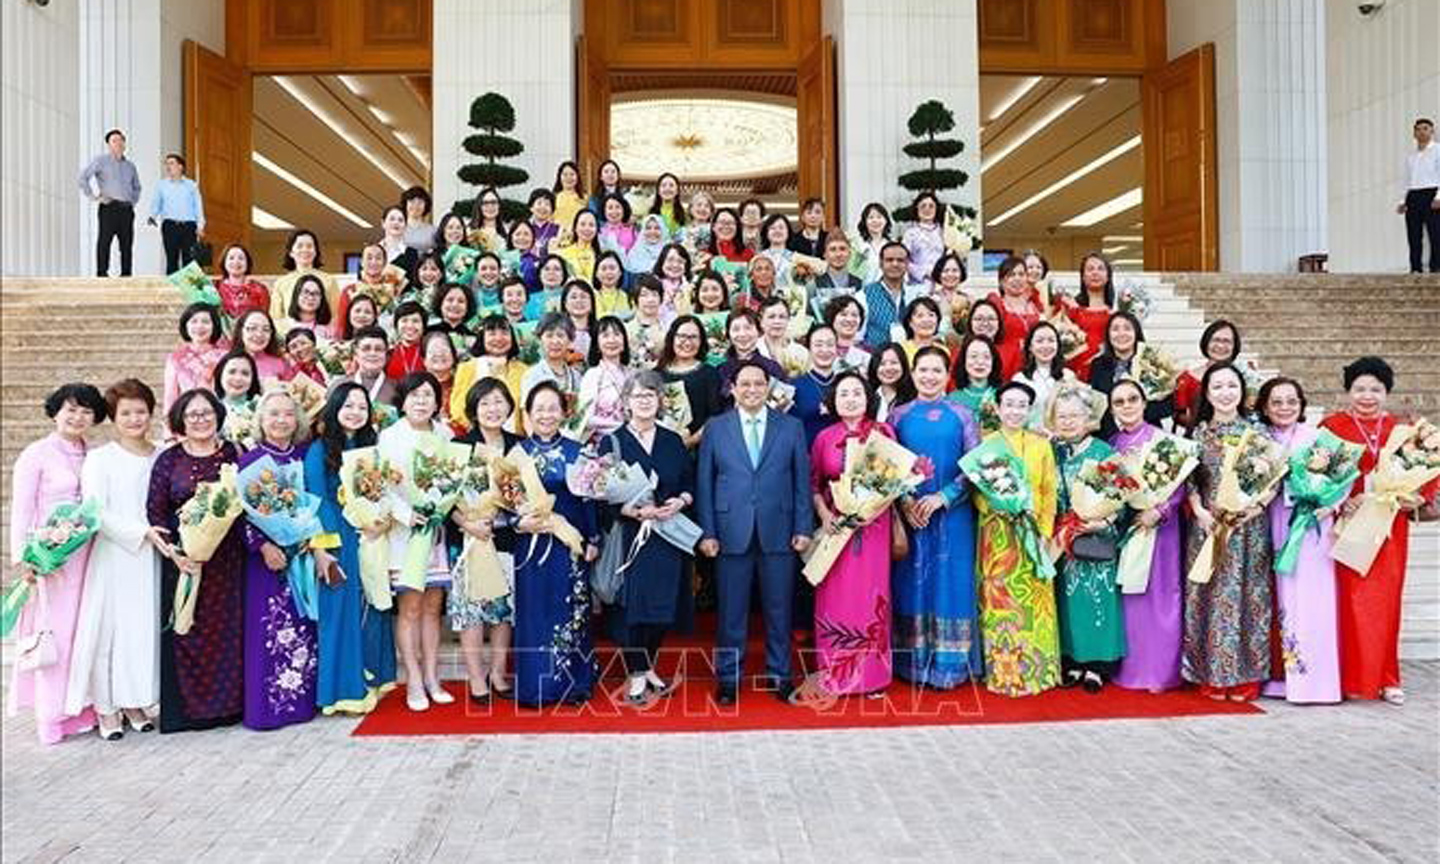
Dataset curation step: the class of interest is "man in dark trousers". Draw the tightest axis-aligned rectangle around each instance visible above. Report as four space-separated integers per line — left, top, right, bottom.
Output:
1398 117 1440 273
697 360 814 705
78 129 142 277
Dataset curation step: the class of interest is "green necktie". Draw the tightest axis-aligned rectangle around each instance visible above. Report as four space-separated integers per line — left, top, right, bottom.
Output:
746 416 762 467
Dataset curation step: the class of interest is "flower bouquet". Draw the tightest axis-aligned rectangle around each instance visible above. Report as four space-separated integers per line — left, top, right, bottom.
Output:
443 244 480 285
1187 427 1288 584
449 445 510 603
1115 432 1199 593
659 381 693 434
396 437 471 591
1047 312 1090 361
514 321 541 365
337 447 405 610
698 312 730 366
776 343 811 378
269 374 327 424
485 446 585 563
709 256 751 298
1275 430 1362 575
497 248 524 277
959 435 1055 579
1052 457 1139 561
371 403 399 432
1132 342 1179 400
1 499 101 637
239 455 326 619
173 463 244 634
351 268 405 313
942 205 981 256
220 397 258 451
977 396 1001 437
568 448 702 559
1331 418 1440 574
559 395 597 445
1116 281 1152 321
767 378 797 413
803 433 928 585
845 230 876 279
314 339 354 377
168 261 221 307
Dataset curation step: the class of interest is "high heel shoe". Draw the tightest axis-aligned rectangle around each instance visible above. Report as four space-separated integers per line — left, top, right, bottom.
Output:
426 681 455 705
97 715 124 741
123 709 155 732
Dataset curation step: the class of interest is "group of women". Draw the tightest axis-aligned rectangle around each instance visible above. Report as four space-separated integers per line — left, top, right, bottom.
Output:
7 161 1434 745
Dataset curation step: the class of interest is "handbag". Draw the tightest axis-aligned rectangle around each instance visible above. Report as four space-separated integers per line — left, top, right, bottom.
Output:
890 508 909 561
1071 532 1117 562
189 240 214 268
15 580 57 671
591 520 627 604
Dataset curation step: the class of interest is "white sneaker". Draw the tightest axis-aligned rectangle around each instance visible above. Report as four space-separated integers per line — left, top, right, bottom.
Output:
406 686 430 712
426 682 455 705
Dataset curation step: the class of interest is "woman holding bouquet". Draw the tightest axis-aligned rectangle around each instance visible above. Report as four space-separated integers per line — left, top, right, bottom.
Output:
599 371 695 706
520 313 582 407
450 379 522 701
1108 380 1186 692
237 389 318 730
975 380 1060 696
164 303 229 414
378 372 455 712
451 316 529 435
1050 387 1127 692
1174 321 1242 428
305 383 396 714
67 380 167 739
658 315 725 449
1015 321 1067 432
1058 252 1115 380
147 388 245 732
807 372 896 696
1257 377 1340 704
8 384 108 744
988 256 1043 380
513 382 600 706
1184 364 1275 701
1319 356 1436 704
891 347 982 687
1089 312 1172 436
578 316 633 442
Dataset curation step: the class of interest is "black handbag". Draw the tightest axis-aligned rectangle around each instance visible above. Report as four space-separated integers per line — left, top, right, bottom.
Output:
189 241 214 268
1071 532 1117 562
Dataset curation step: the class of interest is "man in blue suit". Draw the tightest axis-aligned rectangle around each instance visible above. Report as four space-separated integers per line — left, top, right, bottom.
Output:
697 360 814 704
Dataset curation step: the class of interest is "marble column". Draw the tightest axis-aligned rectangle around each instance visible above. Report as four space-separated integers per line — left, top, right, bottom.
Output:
432 0 578 217
823 0 982 269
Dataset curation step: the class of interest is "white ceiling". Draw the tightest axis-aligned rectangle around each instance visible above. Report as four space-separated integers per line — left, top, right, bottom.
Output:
979 74 1145 262
252 74 432 254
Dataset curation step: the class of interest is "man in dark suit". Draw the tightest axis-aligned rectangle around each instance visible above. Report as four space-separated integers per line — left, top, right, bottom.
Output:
697 360 814 704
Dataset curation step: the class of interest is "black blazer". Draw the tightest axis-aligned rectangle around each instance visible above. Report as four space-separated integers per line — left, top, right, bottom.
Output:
1089 353 1175 438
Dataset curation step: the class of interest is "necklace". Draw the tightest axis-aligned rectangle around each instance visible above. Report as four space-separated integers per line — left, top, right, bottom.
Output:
259 440 295 457
1347 410 1386 458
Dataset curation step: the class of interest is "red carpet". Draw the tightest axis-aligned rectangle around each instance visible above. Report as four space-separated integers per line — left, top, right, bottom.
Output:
352 671 1262 737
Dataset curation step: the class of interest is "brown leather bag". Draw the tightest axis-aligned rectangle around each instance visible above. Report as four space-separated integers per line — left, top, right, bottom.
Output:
890 508 910 561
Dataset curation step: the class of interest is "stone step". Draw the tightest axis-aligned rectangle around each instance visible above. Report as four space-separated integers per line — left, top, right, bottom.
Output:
1243 337 1438 356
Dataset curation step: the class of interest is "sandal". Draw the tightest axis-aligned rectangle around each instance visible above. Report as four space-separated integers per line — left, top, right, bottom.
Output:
97 714 124 741
123 709 155 732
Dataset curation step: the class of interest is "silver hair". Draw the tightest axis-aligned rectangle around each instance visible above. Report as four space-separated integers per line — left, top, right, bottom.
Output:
623 369 665 400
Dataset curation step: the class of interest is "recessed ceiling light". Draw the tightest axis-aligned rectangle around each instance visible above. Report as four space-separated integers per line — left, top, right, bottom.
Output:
1062 187 1143 227
1111 258 1143 266
982 92 1088 173
253 152 373 229
1102 245 1129 255
1103 234 1144 242
273 76 410 190
987 76 1042 122
251 206 294 231
987 135 1141 227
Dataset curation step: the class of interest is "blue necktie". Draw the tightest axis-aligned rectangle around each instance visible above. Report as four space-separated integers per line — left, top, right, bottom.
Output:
746 416 762 468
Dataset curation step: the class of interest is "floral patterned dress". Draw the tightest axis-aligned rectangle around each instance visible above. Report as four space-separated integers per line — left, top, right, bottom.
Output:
976 429 1060 696
1053 436 1127 665
238 445 317 730
1182 418 1274 689
512 436 598 706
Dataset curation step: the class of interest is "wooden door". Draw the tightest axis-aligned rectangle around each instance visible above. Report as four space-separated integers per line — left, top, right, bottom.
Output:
796 35 838 224
1142 43 1217 271
575 34 610 185
185 40 252 261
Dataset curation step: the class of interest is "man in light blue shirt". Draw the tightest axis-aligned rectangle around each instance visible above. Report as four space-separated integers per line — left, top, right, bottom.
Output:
77 129 142 276
148 153 206 274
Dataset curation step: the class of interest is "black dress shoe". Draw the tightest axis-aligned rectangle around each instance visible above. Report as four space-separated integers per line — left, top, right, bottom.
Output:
715 684 737 705
774 680 798 704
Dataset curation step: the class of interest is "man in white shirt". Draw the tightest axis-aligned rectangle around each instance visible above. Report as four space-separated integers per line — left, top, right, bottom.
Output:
1397 117 1440 273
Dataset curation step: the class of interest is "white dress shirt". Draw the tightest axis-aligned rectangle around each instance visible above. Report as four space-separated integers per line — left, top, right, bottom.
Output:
1404 141 1440 198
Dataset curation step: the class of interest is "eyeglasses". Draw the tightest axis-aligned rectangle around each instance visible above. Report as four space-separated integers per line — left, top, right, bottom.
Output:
675 332 701 341
184 410 216 421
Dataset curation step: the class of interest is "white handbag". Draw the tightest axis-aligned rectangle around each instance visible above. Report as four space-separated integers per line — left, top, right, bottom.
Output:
15 579 57 672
